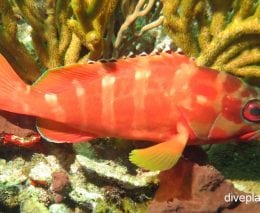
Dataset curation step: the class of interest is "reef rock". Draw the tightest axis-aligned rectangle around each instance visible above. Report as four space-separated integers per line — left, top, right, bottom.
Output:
148 159 260 212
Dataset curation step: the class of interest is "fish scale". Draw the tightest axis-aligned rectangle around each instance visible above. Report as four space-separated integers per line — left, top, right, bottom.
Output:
0 52 258 171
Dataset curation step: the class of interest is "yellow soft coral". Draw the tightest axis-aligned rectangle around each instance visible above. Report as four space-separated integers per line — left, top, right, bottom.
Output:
0 0 118 83
0 0 40 83
162 0 260 77
68 0 118 61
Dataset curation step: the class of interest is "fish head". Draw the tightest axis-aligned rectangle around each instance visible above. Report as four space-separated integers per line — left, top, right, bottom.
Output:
207 85 260 142
178 68 259 142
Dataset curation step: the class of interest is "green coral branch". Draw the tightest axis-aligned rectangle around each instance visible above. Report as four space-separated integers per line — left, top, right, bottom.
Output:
233 0 255 20
0 0 117 81
56 0 72 59
197 17 260 66
64 33 81 65
212 35 260 67
44 0 60 68
162 0 260 77
223 48 260 74
0 0 40 83
14 0 45 32
162 0 204 56
14 0 72 69
68 0 118 60
71 0 104 29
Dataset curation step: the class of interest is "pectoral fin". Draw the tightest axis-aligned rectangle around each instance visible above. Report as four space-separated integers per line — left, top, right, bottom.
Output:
129 124 189 171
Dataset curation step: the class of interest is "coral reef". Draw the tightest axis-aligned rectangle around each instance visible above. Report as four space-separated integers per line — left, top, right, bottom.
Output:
1 0 258 79
68 0 118 61
148 159 260 212
206 142 260 195
162 0 260 77
0 113 158 212
0 140 158 212
0 0 118 83
0 131 259 212
0 1 259 212
113 0 167 57
0 0 168 83
0 0 40 83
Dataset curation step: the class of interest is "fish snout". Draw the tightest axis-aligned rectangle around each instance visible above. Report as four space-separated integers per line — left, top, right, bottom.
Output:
239 130 260 141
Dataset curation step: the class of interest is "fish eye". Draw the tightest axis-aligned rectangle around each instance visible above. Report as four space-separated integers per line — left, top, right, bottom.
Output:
242 99 260 123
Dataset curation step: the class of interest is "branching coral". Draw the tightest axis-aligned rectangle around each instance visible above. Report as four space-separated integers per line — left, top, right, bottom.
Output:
0 0 164 81
115 0 157 49
68 0 118 62
113 0 164 57
0 0 118 83
162 0 260 77
14 0 118 68
1 0 258 80
14 0 72 70
0 0 40 83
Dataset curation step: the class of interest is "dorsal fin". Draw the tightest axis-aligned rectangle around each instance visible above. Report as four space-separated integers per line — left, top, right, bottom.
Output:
32 63 104 93
32 51 181 93
32 58 136 93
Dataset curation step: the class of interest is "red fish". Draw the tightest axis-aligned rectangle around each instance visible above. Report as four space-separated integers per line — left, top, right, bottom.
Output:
0 52 259 171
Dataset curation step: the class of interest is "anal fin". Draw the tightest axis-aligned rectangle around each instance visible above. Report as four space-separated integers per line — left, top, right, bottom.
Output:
37 119 96 143
129 123 189 171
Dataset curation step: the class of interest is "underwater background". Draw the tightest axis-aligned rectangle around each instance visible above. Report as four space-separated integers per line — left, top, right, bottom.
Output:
0 0 259 212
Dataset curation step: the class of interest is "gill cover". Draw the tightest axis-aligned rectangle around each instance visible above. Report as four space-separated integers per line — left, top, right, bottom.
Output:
208 98 260 141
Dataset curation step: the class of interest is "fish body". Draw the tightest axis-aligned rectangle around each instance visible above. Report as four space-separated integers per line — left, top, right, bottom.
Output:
0 52 259 170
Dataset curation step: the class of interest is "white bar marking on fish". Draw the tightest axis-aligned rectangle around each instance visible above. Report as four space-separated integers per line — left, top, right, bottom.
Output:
72 80 85 97
25 85 31 94
45 93 58 104
133 70 151 127
72 80 87 126
214 72 227 111
135 69 151 80
196 95 208 104
102 75 116 88
101 75 116 129
44 93 65 119
171 63 196 110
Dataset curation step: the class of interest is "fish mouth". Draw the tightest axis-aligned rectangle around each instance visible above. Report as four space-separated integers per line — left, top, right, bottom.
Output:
240 130 260 141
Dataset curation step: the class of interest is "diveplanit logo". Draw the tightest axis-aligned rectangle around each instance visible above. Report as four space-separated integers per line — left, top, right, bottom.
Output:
224 193 260 204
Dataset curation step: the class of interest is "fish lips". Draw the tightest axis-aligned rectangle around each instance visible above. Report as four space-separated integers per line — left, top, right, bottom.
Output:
239 130 260 141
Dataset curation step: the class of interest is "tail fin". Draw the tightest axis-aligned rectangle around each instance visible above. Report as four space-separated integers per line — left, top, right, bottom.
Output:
0 54 32 115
